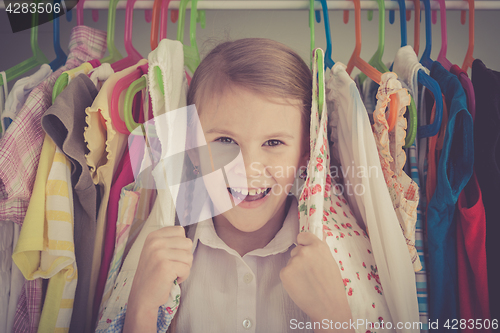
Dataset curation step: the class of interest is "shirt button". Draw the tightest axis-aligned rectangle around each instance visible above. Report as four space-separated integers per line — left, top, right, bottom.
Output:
243 273 253 284
242 318 252 329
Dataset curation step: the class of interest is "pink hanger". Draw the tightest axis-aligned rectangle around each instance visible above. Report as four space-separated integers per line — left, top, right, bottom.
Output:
461 0 475 72
77 0 99 26
436 0 453 71
110 63 149 134
111 0 143 72
77 0 86 25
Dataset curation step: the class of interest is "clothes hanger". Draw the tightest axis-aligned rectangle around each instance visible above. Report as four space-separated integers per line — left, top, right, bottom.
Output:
461 0 475 72
52 0 96 101
123 71 150 133
315 0 334 69
358 0 390 87
416 0 444 139
110 62 149 134
315 50 325 117
387 0 418 147
150 0 163 50
436 0 453 71
160 0 172 41
48 0 68 71
110 0 143 72
420 0 433 69
151 0 173 50
0 6 49 87
77 0 86 25
309 0 324 116
177 0 205 76
100 0 123 64
411 0 420 55
123 0 171 134
389 0 407 47
346 0 399 129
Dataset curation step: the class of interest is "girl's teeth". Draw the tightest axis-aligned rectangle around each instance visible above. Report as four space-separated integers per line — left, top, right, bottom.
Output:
249 189 257 195
241 188 248 195
256 188 262 194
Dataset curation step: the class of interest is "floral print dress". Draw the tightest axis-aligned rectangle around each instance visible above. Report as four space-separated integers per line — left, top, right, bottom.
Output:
298 49 393 332
371 73 421 272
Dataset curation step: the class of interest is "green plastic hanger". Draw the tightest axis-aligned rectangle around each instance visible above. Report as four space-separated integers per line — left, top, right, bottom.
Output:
124 75 147 132
0 7 48 87
123 65 165 132
176 0 205 75
358 0 389 86
100 0 123 64
314 50 324 117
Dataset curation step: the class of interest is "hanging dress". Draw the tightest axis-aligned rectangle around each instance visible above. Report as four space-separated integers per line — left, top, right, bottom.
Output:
326 61 419 332
299 50 395 333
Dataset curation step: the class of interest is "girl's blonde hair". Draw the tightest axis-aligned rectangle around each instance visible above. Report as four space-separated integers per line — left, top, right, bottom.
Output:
187 38 312 133
168 38 312 333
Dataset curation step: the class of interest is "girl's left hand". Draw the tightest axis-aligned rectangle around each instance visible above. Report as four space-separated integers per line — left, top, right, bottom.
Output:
280 231 354 332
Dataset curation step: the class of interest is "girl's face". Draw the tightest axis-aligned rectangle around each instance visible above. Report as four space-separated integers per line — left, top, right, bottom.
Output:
196 85 309 233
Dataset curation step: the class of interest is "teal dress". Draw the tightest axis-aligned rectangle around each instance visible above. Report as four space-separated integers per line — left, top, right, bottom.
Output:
427 61 474 324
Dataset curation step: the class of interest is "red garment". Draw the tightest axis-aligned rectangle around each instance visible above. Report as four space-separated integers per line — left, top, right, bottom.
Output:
456 172 491 332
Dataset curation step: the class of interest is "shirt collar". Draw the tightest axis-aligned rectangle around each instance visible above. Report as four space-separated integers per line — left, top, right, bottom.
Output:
188 196 299 258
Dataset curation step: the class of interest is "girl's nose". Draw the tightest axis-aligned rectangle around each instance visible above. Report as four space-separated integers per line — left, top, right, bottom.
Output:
232 148 266 180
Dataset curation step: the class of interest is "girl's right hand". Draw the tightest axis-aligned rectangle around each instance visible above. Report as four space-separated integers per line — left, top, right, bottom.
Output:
124 226 193 331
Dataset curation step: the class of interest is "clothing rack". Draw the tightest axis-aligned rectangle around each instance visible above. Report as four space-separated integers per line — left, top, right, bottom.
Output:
1 1 500 10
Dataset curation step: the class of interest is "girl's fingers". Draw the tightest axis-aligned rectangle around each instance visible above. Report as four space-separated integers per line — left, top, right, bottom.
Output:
296 231 320 246
147 234 193 252
163 248 194 267
150 225 187 238
175 261 193 284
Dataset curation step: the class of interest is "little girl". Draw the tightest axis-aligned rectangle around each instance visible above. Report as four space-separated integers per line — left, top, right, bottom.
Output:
123 39 358 333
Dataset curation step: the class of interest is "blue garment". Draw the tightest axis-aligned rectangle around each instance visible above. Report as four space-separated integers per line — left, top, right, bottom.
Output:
427 62 473 324
409 140 429 333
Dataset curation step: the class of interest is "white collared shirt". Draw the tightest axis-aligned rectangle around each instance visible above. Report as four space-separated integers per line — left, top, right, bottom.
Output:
177 196 314 333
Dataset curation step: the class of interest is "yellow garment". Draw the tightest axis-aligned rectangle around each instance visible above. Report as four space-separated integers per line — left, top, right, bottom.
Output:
13 138 78 333
83 59 148 333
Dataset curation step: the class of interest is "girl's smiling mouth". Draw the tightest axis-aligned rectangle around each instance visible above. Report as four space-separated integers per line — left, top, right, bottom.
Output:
227 187 272 202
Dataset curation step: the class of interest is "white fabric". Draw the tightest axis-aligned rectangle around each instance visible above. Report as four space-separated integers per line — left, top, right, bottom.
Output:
6 223 24 333
393 45 430 112
1 64 52 134
0 71 7 137
326 63 420 332
0 221 13 333
89 63 115 90
96 39 188 332
177 196 313 333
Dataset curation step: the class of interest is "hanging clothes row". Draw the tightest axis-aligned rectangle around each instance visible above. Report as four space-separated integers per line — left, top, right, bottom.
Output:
0 0 498 333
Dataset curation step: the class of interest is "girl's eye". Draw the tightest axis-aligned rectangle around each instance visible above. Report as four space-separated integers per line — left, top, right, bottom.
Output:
215 137 237 145
264 140 283 147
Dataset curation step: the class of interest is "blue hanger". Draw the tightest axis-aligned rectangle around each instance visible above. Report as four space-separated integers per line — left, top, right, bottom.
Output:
394 0 407 47
48 0 68 71
414 0 443 139
66 4 72 22
315 0 334 69
420 0 433 69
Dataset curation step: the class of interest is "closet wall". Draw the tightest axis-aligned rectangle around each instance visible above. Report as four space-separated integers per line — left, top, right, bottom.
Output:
1 0 500 90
